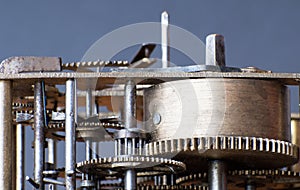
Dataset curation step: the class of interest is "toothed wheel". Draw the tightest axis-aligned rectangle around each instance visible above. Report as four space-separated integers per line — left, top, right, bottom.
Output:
76 156 186 177
113 185 208 190
145 137 299 171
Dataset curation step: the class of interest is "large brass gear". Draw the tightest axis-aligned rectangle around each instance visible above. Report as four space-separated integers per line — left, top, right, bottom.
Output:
76 156 186 177
145 137 298 171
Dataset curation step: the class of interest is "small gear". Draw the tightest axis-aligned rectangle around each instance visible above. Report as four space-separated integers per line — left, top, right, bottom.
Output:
76 156 186 177
145 136 298 171
45 120 123 141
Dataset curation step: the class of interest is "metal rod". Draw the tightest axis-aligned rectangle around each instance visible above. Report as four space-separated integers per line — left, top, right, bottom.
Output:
86 88 93 117
12 124 16 190
208 160 227 190
92 142 98 159
16 124 25 190
245 183 256 190
47 139 56 168
124 169 137 190
65 79 76 190
161 11 170 68
123 80 137 190
0 80 12 189
34 81 45 190
47 139 57 190
85 140 92 161
124 80 136 129
26 176 40 189
43 178 65 186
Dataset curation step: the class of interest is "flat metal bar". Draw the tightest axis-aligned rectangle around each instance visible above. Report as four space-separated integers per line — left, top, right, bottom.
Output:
65 79 76 190
0 80 12 189
34 81 45 190
16 124 25 190
3 72 300 85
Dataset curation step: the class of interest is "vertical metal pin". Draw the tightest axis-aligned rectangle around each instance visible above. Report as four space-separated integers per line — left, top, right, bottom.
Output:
16 124 25 190
65 79 76 190
161 11 170 68
34 81 45 190
0 81 12 189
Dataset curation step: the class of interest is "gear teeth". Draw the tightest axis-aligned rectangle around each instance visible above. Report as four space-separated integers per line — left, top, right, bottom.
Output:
12 102 34 109
76 156 186 176
145 136 298 159
62 60 130 70
114 185 208 190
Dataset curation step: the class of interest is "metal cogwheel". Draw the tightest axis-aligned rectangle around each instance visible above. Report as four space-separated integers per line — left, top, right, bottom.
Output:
176 173 208 185
229 169 300 190
12 102 34 110
62 60 129 70
76 156 186 177
145 136 299 170
176 170 300 190
114 185 208 190
46 121 119 142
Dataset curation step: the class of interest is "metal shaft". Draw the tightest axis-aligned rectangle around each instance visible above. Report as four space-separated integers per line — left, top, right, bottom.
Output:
124 80 136 129
16 124 25 190
48 139 57 190
65 79 76 190
34 81 45 190
124 169 136 190
161 11 170 68
124 80 137 190
208 160 227 190
245 183 256 190
0 80 12 189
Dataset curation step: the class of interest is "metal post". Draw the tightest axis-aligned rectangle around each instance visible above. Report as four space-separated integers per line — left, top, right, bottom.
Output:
124 169 136 190
48 139 56 190
0 80 12 189
208 160 227 190
65 79 76 190
161 11 170 68
16 124 25 190
83 88 95 188
124 80 137 190
12 124 16 190
34 81 45 190
205 34 226 67
124 80 136 129
245 183 256 190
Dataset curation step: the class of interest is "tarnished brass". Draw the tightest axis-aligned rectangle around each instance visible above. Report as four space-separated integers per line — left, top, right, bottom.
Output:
144 78 291 142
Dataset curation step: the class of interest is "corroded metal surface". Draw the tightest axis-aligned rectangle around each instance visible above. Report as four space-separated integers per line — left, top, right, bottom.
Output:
144 78 291 141
0 56 61 74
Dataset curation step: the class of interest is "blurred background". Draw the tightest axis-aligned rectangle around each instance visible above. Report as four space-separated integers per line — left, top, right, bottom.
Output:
0 1 300 189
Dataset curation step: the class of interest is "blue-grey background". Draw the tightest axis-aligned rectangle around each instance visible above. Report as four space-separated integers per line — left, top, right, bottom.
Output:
1 1 300 189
